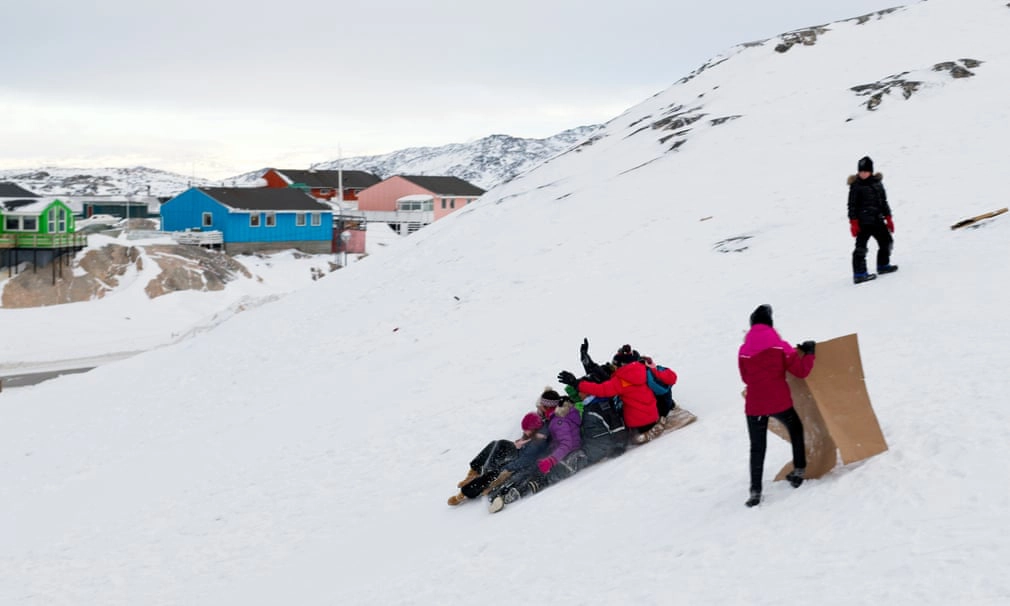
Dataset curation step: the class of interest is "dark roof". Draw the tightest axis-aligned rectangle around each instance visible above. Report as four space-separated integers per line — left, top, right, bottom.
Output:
198 187 332 212
0 182 40 198
1 199 42 211
398 175 485 196
273 169 382 190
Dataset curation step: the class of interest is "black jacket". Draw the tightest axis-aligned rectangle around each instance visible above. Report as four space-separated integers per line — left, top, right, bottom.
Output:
847 173 891 225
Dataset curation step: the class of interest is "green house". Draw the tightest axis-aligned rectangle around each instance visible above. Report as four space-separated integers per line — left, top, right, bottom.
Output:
1 198 86 270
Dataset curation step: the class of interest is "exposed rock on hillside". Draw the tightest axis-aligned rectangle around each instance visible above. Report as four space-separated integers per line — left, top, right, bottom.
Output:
1 244 252 308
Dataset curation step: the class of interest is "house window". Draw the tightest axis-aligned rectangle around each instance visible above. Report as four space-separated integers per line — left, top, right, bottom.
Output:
24 217 37 231
202 212 213 227
265 212 276 227
441 198 447 209
5 217 18 231
58 208 66 232
296 213 306 226
397 199 433 211
48 210 56 233
250 214 261 227
450 199 456 209
311 213 321 226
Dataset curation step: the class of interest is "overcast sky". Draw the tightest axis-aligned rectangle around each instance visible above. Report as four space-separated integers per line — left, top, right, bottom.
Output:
0 0 902 179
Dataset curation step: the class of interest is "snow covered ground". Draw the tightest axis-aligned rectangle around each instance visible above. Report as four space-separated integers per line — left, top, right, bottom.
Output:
2 1 1009 604
0 222 402 374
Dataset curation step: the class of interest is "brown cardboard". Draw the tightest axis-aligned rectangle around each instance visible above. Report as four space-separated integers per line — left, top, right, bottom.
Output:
769 333 888 481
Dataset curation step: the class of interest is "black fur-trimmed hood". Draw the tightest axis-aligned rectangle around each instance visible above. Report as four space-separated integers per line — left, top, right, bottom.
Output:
848 172 883 185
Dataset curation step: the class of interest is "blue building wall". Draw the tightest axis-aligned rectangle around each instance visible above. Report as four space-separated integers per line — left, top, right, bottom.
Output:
161 189 332 244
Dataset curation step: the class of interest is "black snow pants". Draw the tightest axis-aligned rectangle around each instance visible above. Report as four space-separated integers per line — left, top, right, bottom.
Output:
461 440 518 498
747 407 806 494
852 221 893 275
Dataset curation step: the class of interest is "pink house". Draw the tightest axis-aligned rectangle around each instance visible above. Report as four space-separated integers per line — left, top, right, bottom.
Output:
356 175 485 222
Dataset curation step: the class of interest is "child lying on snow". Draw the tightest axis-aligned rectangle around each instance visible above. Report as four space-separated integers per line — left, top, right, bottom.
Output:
486 392 587 513
448 409 550 507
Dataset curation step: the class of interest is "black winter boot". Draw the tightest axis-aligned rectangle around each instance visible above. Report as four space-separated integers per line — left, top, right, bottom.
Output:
786 467 805 488
745 490 762 508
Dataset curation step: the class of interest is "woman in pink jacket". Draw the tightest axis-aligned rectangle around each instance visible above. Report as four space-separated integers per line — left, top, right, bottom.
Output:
738 304 816 507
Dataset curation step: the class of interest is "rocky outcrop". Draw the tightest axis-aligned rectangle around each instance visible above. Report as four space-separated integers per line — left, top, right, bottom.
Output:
1 243 251 308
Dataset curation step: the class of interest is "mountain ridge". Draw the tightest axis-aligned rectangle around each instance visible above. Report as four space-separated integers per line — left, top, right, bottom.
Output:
0 126 601 199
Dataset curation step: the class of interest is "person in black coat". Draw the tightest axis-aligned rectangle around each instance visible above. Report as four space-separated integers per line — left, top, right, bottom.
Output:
848 156 898 284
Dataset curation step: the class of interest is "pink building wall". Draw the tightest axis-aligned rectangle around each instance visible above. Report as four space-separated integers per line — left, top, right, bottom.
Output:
356 176 477 221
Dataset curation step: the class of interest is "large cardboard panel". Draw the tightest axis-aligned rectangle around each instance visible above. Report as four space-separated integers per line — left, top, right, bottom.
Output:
804 334 888 464
770 333 887 481
771 377 838 481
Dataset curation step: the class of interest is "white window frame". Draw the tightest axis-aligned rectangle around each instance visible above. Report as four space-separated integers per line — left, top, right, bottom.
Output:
310 213 321 226
295 213 306 227
5 216 20 231
48 210 56 233
58 208 66 232
202 212 213 227
250 213 261 227
265 212 276 227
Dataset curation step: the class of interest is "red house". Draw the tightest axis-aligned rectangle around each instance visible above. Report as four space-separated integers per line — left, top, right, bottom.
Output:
261 168 381 202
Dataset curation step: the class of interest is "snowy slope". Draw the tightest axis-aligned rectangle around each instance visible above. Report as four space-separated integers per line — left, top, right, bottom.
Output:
2 1 1010 604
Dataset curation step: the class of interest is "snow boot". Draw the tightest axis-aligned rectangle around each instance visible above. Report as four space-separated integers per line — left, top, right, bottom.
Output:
503 486 522 505
481 470 512 496
447 492 467 506
632 424 665 444
457 468 479 488
786 467 805 488
488 495 505 514
877 264 899 275
853 272 877 284
745 490 762 508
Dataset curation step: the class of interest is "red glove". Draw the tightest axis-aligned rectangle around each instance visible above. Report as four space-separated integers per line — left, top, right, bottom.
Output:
885 216 895 233
850 219 860 237
537 457 557 474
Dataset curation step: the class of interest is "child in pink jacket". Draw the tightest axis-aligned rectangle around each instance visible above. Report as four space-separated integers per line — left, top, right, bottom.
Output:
738 304 816 507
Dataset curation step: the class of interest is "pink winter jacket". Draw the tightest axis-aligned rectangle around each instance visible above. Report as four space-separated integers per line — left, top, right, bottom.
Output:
738 324 814 416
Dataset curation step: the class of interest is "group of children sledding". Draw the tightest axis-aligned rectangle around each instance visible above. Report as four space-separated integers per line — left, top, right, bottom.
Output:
448 338 687 514
450 301 819 511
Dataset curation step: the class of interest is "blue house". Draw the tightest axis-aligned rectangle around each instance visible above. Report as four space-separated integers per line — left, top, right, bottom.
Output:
161 187 334 254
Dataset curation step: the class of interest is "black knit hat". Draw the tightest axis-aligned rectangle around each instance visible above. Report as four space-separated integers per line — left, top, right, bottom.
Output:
858 156 874 173
612 344 640 366
750 304 773 327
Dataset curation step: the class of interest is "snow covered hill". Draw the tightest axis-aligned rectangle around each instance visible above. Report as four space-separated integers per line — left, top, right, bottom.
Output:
228 126 602 190
0 126 600 198
3 1 1010 604
0 166 212 198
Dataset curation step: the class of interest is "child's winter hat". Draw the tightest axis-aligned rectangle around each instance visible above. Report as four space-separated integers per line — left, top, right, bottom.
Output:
521 412 543 431
750 304 773 327
612 344 640 366
858 156 874 173
539 389 562 409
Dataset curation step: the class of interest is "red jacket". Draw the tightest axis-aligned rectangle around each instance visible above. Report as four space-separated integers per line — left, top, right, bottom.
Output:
738 324 814 416
577 361 659 428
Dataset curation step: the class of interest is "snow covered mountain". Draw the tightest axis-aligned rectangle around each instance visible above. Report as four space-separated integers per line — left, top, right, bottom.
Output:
228 126 601 189
3 1 1010 604
0 126 600 198
307 126 602 189
0 166 213 198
